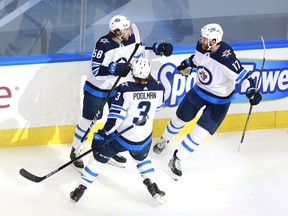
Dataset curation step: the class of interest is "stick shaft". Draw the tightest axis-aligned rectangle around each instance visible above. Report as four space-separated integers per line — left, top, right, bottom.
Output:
19 116 148 183
238 36 266 151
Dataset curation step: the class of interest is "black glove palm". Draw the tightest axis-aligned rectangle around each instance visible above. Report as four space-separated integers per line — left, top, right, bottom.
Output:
246 87 262 105
109 62 132 77
153 42 173 56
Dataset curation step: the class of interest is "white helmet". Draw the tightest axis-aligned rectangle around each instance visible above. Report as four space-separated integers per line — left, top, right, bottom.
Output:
201 23 223 45
132 57 151 79
109 15 131 34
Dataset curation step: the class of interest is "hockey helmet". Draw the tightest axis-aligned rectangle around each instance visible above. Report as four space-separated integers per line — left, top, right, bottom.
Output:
132 57 151 79
109 15 131 34
200 23 223 45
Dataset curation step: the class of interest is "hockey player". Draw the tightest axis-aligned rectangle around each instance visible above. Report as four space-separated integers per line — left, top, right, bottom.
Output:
70 57 166 204
70 15 173 170
153 23 262 180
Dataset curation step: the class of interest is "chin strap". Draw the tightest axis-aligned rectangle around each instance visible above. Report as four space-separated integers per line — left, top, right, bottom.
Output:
111 30 124 42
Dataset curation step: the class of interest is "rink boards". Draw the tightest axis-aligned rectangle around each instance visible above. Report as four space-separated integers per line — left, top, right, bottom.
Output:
0 43 287 146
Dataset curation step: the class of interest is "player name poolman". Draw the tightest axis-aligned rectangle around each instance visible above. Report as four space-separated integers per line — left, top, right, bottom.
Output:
133 92 157 100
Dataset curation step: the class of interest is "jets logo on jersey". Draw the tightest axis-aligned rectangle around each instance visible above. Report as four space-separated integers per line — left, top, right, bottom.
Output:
197 66 212 85
221 49 231 58
100 38 110 44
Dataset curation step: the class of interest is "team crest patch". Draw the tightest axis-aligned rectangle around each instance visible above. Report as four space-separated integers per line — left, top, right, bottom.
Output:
221 49 231 58
197 66 212 85
100 38 110 44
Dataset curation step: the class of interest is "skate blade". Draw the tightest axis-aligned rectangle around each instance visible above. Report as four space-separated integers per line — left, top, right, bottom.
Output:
70 198 77 203
70 192 79 204
107 160 126 168
167 168 180 181
152 145 165 155
70 164 83 173
152 149 163 155
153 194 166 204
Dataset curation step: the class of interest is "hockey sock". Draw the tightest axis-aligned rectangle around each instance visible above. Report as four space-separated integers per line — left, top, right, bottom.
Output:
78 156 102 188
72 117 91 152
135 158 156 182
177 124 209 160
162 116 186 141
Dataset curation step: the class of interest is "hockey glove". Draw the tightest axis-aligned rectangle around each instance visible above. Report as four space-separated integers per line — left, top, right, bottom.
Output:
246 87 262 105
109 62 132 77
153 42 173 56
91 130 107 150
177 54 196 76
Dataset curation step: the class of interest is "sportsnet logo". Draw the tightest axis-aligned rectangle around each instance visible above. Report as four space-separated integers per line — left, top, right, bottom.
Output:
236 60 288 101
157 60 288 107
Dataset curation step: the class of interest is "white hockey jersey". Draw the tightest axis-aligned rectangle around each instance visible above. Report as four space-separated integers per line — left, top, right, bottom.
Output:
193 41 249 104
84 33 145 96
102 78 165 151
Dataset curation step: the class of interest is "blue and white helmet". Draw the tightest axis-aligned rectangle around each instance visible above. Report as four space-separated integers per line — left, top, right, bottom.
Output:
201 23 223 45
132 57 151 79
109 15 131 34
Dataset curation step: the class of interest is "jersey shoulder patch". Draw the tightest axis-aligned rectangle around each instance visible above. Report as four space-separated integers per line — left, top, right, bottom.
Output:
212 42 243 73
118 81 130 90
96 34 118 53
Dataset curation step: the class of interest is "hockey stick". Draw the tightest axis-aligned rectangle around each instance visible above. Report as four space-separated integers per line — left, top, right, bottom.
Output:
19 115 149 183
238 36 266 152
80 23 141 142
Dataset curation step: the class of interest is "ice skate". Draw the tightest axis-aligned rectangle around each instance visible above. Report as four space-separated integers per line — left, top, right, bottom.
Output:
153 137 169 154
143 178 166 204
168 150 182 181
107 154 127 168
70 184 87 203
70 147 84 172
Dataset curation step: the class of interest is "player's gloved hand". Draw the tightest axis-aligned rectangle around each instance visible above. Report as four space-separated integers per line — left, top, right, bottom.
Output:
109 62 132 77
177 54 195 76
91 130 107 150
246 87 262 105
153 42 173 56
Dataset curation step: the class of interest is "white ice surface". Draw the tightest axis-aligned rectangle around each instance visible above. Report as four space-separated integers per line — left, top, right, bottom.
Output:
1 128 288 216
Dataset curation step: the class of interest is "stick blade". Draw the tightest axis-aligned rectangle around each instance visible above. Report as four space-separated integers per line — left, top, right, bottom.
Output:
131 23 140 43
19 168 45 183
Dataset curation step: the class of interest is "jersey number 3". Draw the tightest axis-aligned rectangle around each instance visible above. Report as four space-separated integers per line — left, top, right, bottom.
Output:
133 101 151 126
